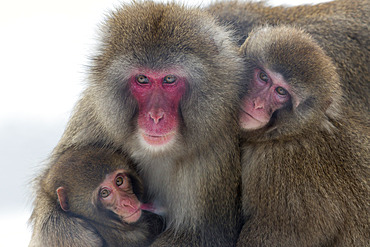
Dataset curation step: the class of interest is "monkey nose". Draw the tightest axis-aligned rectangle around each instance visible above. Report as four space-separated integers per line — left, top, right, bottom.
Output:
149 110 164 124
253 99 264 109
122 199 138 210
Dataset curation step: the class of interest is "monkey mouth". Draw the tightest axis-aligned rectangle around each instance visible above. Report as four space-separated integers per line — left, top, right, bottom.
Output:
240 108 260 122
240 108 267 130
141 131 175 146
122 208 142 223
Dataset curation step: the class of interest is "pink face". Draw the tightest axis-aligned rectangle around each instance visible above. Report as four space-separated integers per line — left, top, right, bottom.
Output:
130 68 187 147
240 67 296 130
98 169 142 223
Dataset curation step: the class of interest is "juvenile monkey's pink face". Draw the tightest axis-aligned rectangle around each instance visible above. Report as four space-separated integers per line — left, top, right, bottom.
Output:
98 169 142 223
240 68 293 130
130 68 187 149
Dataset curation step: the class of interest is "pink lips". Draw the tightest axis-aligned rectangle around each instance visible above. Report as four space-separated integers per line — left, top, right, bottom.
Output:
142 132 175 146
122 208 142 223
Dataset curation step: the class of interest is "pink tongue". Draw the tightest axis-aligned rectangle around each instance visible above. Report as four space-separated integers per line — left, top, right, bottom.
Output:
140 203 156 212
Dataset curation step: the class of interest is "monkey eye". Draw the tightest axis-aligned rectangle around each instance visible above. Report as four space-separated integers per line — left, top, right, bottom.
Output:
115 175 125 186
163 75 177 84
276 87 288 96
100 188 111 198
136 75 149 84
258 71 269 83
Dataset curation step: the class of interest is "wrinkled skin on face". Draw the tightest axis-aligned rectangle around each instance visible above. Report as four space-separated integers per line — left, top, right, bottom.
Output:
240 67 298 130
130 68 187 148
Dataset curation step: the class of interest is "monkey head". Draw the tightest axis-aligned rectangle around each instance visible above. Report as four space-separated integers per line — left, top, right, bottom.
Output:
57 168 142 224
239 26 342 139
83 2 244 158
49 148 145 226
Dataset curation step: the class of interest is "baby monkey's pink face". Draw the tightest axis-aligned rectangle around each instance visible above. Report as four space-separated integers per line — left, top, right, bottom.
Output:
98 169 142 223
240 67 297 130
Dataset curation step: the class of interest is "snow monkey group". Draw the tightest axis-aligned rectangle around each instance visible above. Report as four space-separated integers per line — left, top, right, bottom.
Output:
29 1 369 246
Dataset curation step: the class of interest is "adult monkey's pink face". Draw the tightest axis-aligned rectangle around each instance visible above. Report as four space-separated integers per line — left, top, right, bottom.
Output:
130 68 187 148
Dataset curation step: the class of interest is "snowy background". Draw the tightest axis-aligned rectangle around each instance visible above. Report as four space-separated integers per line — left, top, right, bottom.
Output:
0 0 330 245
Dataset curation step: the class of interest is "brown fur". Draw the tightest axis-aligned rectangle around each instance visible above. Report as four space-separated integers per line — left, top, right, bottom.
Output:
29 147 163 247
237 25 369 246
207 0 370 117
29 2 244 246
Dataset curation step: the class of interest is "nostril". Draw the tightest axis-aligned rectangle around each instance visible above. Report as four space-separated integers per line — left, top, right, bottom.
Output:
253 99 264 110
149 111 164 124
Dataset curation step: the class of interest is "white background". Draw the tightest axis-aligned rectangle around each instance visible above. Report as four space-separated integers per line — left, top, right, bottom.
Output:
0 0 330 246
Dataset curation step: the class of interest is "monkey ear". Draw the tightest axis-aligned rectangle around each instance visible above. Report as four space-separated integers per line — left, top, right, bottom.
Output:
239 37 250 55
56 187 70 212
